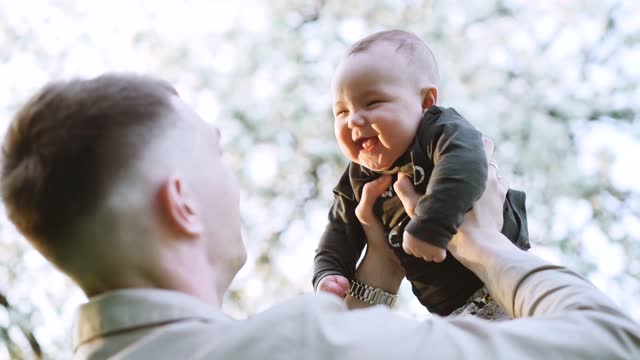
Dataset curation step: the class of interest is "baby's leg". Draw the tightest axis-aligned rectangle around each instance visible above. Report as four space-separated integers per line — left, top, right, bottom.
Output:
449 287 509 320
501 189 530 251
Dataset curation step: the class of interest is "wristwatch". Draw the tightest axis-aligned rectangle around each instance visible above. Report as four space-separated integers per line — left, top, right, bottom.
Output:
348 279 398 308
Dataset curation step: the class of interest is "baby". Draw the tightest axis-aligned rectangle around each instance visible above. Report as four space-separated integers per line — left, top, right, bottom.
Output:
313 30 530 316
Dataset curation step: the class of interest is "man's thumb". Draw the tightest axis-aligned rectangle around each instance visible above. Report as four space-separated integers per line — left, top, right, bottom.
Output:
394 173 419 218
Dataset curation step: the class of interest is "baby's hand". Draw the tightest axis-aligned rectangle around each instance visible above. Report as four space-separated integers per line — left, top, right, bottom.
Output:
402 232 447 263
394 172 447 263
317 275 350 298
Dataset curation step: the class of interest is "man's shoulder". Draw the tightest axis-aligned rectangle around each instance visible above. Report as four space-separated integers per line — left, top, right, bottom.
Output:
257 293 347 320
104 294 346 360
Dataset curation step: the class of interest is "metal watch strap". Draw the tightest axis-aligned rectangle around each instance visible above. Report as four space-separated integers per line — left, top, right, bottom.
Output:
348 279 398 307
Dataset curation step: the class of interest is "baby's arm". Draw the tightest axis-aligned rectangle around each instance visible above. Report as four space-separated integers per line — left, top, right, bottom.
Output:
403 108 487 261
395 173 449 262
314 167 368 297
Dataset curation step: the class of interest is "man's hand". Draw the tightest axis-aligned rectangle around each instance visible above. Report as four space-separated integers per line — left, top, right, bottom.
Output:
448 138 509 261
344 174 405 309
394 173 447 262
317 275 350 298
354 174 404 272
355 175 392 228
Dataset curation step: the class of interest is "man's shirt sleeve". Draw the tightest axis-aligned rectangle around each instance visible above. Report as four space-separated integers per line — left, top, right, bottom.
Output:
302 258 640 360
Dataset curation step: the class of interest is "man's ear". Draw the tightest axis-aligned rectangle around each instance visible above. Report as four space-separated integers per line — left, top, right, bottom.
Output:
158 176 204 238
421 87 438 110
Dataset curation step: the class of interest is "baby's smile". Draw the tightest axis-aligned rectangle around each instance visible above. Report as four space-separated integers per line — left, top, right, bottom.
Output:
357 136 379 152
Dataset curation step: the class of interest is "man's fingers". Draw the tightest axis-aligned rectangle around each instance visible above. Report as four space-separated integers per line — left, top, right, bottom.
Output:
394 173 419 218
497 173 509 190
483 137 506 190
357 175 391 223
361 175 391 205
482 137 495 162
488 160 498 180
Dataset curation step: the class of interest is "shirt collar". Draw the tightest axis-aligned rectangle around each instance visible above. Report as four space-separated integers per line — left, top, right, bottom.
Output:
346 152 415 201
73 288 230 351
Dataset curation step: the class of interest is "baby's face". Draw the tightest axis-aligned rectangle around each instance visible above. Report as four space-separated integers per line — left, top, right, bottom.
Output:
332 44 424 171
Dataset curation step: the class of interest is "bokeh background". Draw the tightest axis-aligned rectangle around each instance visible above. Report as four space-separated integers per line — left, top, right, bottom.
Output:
1 0 639 358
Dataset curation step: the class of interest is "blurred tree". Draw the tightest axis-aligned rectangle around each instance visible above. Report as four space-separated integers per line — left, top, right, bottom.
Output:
0 0 638 357
1 291 42 359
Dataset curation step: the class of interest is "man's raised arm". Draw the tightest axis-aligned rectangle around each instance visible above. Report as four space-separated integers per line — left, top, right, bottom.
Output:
325 140 640 359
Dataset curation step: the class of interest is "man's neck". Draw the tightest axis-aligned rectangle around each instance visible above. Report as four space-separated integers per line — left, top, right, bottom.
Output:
81 258 226 309
153 256 225 308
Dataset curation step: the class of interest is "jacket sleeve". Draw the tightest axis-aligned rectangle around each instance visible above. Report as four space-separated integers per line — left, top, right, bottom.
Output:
405 107 487 249
312 170 367 290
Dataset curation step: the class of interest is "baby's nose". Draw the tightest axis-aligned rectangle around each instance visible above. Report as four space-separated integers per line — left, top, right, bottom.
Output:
347 112 365 128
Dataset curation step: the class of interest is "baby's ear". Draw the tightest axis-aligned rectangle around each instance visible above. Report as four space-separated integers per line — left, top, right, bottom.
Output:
421 87 438 110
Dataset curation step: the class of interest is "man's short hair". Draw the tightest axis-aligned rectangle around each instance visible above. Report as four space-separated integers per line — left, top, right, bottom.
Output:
1 74 177 250
347 29 440 86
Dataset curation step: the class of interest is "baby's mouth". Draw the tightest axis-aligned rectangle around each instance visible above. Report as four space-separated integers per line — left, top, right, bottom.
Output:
358 137 379 152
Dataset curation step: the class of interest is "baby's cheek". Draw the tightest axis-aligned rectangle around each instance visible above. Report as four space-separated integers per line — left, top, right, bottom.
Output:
336 129 349 145
338 138 358 159
334 123 347 141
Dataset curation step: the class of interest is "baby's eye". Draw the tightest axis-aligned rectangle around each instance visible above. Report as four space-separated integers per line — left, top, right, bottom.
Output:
334 109 348 117
367 100 383 107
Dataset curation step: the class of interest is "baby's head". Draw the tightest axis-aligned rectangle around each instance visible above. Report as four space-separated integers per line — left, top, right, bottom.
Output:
332 30 439 171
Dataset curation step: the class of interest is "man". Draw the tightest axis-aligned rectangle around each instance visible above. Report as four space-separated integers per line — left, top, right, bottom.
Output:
1 74 638 359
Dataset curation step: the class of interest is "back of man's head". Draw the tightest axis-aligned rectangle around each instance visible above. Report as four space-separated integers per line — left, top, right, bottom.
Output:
1 74 177 271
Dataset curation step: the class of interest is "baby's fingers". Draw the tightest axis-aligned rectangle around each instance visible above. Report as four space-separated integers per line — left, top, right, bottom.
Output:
318 277 348 298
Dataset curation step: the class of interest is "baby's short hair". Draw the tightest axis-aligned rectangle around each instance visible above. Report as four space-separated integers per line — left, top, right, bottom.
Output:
347 30 440 87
